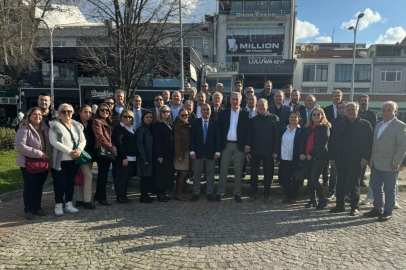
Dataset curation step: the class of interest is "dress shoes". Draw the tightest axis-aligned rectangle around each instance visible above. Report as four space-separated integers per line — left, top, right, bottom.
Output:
75 201 85 207
84 202 96 209
25 213 35 220
330 206 346 213
316 199 327 210
206 194 214 202
234 195 242 203
305 199 317 208
215 194 223 202
97 200 112 206
349 208 359 216
116 197 132 204
378 211 392 222
363 208 383 218
33 209 47 216
247 195 257 203
139 197 154 203
190 195 199 202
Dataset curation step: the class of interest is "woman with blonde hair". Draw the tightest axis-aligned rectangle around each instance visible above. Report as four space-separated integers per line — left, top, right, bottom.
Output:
15 107 52 219
49 103 86 216
153 105 174 202
299 107 331 210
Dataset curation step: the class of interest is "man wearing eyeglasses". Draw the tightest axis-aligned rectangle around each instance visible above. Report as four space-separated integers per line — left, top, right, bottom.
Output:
151 95 164 123
189 103 222 202
200 82 211 102
329 102 373 216
131 95 148 130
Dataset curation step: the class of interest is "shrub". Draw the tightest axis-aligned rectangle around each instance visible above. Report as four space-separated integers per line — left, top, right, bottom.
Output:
0 128 16 151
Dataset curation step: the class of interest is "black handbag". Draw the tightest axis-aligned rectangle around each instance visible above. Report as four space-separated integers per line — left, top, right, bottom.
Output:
98 146 116 161
293 164 306 181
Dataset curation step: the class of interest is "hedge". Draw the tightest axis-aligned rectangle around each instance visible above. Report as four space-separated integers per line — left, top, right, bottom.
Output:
0 128 16 151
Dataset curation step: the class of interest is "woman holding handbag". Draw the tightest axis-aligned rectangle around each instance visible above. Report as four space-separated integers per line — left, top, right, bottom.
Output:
49 104 86 216
173 108 191 201
153 105 175 202
113 109 137 204
74 105 96 210
280 111 305 204
299 107 331 210
15 107 52 219
136 111 155 203
92 103 117 206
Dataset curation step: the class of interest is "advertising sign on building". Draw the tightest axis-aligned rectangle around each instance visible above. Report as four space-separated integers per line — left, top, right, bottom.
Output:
227 38 283 54
239 59 295 74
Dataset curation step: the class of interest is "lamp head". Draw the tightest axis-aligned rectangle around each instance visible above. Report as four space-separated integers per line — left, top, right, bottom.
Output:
348 26 355 31
358 13 365 19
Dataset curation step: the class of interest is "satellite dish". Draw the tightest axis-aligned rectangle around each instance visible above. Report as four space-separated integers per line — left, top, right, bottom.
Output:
305 45 312 52
313 45 319 51
300 45 306 51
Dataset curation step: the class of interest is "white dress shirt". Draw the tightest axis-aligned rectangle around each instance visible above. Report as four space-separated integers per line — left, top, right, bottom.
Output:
377 118 394 139
333 104 338 119
227 108 240 141
281 125 299 161
189 118 221 157
196 105 202 118
120 122 136 161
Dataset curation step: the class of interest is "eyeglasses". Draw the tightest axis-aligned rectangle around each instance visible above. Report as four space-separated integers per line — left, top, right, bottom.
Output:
61 110 73 115
180 114 188 117
99 109 110 113
246 91 254 94
105 102 114 106
161 110 170 114
155 99 163 101
312 113 321 116
122 115 133 119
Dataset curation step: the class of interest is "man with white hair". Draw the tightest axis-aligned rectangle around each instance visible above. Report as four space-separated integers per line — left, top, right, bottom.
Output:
329 102 373 216
364 101 406 221
210 92 224 120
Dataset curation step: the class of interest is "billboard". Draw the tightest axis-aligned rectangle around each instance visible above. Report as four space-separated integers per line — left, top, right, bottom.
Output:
227 38 283 54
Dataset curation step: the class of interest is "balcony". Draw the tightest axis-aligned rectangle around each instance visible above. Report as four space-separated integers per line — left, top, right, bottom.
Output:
206 62 239 74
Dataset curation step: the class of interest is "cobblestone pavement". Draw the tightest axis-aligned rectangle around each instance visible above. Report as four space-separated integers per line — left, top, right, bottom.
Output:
0 182 406 270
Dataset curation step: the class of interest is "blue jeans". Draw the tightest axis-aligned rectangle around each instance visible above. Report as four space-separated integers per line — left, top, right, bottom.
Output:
366 174 398 200
21 168 48 213
370 166 398 213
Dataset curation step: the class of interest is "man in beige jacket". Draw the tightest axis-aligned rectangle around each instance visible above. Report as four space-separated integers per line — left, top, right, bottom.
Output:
364 101 406 221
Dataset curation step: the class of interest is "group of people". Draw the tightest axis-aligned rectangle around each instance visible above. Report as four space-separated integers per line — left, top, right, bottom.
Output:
15 82 406 222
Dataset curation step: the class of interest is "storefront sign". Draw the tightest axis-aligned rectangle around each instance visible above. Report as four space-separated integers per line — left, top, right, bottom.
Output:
84 89 114 100
227 39 283 54
235 13 277 18
239 59 295 74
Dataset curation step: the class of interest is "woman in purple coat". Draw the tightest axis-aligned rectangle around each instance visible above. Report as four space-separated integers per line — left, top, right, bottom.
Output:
15 107 52 219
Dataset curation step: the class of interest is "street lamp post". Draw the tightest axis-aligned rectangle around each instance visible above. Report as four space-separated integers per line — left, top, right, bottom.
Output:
179 0 184 88
39 19 56 114
348 13 364 102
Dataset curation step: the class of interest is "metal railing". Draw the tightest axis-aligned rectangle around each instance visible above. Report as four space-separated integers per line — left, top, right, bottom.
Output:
376 51 406 57
206 62 239 73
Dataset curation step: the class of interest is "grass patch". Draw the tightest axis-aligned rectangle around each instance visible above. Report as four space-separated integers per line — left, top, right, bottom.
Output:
0 151 23 195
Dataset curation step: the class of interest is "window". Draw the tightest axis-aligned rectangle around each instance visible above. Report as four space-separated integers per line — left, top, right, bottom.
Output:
302 88 327 93
269 1 281 11
338 88 370 93
335 64 371 82
230 1 243 14
381 69 402 82
42 62 76 85
257 1 268 12
244 1 257 12
303 64 328 82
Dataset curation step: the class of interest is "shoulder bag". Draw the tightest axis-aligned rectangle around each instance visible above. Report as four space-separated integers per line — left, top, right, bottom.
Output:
25 130 50 174
62 121 92 165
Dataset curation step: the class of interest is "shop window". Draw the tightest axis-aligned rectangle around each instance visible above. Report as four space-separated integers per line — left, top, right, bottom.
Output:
335 64 371 82
230 1 243 14
381 69 402 82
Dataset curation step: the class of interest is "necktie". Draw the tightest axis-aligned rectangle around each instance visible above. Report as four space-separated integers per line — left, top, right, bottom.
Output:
134 109 140 128
203 120 208 144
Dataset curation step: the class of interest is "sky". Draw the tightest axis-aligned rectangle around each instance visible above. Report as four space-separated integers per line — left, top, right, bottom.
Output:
192 0 406 45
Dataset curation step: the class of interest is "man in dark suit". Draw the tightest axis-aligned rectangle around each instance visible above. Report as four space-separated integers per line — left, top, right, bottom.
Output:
151 95 163 123
216 83 229 108
268 90 290 127
189 104 222 202
210 92 224 120
216 92 251 203
234 80 247 108
200 82 212 102
299 94 317 125
324 89 343 122
162 90 171 105
358 94 378 186
259 80 274 107
111 90 127 125
290 90 305 112
131 95 148 131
